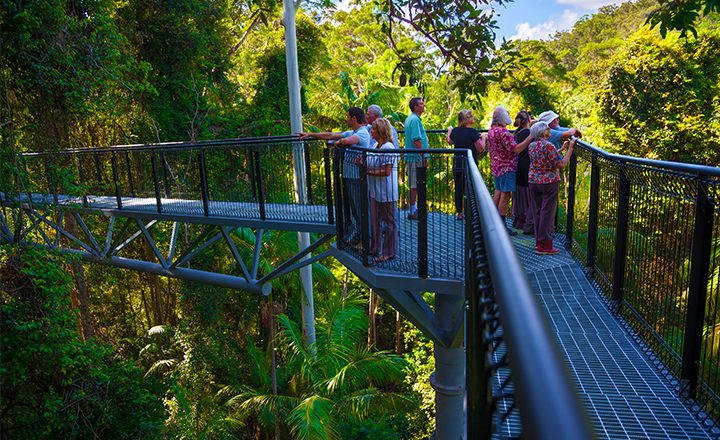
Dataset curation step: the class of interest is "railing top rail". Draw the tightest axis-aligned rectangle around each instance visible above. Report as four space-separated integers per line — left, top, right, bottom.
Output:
21 135 317 157
466 152 592 439
575 139 720 178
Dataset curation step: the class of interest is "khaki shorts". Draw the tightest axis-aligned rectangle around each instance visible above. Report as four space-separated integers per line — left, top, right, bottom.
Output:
407 162 419 189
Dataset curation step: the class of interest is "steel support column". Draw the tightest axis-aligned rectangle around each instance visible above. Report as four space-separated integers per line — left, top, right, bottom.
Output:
432 291 466 440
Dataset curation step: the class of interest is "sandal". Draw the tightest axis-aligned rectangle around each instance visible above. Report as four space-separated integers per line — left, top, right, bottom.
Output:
374 255 394 263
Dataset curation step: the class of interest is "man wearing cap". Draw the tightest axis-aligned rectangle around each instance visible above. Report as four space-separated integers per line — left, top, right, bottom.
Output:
366 105 399 149
537 110 582 148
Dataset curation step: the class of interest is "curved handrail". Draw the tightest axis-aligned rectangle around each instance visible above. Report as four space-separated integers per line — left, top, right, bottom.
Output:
574 139 720 177
465 152 593 439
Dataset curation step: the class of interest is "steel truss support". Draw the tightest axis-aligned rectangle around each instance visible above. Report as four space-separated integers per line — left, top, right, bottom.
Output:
0 207 333 296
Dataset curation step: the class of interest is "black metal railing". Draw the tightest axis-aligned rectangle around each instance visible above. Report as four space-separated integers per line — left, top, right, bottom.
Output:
559 139 720 423
463 151 591 439
13 136 334 228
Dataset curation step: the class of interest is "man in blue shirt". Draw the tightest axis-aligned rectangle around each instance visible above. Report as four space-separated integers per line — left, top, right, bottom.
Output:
538 110 582 148
403 97 429 220
299 107 370 244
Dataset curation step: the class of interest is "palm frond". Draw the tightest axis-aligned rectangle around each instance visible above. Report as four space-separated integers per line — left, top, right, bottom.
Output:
148 324 170 335
322 348 406 394
287 395 340 440
145 358 178 377
334 389 418 421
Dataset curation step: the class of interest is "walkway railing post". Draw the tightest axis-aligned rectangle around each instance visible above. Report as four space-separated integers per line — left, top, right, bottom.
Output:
333 145 345 245
77 155 88 207
324 146 334 224
304 141 313 204
681 178 715 396
253 150 266 221
151 151 163 213
160 152 170 197
612 163 631 307
587 154 600 269
565 151 577 250
125 151 135 198
111 151 123 210
418 164 428 278
198 149 210 217
360 149 370 267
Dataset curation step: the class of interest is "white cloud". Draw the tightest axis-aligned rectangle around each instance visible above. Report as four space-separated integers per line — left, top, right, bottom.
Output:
555 0 622 8
510 9 579 40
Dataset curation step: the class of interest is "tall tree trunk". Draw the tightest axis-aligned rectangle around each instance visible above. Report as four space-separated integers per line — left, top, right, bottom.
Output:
368 289 377 347
64 213 95 341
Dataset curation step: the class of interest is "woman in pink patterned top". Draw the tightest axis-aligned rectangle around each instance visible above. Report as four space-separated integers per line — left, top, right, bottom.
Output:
486 106 533 234
528 121 575 255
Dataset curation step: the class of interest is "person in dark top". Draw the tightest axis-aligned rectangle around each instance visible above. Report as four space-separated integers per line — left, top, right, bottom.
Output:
447 109 486 220
512 110 534 234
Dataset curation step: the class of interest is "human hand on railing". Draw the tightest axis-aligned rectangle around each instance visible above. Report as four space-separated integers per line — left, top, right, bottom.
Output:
297 132 313 140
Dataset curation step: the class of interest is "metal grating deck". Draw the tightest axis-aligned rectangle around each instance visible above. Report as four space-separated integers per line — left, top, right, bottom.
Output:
511 230 718 439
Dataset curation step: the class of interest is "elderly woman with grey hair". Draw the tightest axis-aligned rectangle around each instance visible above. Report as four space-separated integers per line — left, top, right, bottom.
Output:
528 121 575 255
486 106 533 234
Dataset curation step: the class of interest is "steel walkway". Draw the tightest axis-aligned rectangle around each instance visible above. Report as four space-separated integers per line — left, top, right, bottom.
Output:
512 230 718 439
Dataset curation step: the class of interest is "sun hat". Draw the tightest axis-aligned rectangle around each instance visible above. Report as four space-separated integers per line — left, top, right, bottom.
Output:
538 110 559 124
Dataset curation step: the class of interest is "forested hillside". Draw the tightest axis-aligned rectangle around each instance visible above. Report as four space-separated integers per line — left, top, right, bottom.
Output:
1 0 719 438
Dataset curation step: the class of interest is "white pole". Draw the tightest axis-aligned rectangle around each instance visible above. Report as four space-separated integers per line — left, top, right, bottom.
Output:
284 0 316 349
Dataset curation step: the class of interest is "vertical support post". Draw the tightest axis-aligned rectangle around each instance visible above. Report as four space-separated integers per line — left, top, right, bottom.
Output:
125 151 135 197
565 152 577 250
160 151 170 197
198 149 210 217
248 150 257 202
324 146 334 224
587 154 600 269
333 146 345 245
46 157 58 205
111 151 123 210
433 290 466 440
612 163 631 306
77 155 88 207
151 151 162 213
304 141 313 204
418 165 428 278
360 149 370 267
681 178 715 395
253 151 266 221
94 153 102 183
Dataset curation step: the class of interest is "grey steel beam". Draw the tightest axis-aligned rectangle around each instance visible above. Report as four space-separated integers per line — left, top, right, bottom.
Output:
221 226 251 281
171 230 224 269
135 218 168 268
168 222 180 264
25 209 97 255
379 289 446 346
73 212 102 254
112 219 158 256
257 234 333 284
258 250 332 285
43 246 271 296
104 216 116 256
251 229 264 279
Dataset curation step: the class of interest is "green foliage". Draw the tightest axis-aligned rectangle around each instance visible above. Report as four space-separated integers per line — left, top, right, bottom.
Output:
598 30 720 163
226 292 416 438
0 245 165 438
647 0 720 37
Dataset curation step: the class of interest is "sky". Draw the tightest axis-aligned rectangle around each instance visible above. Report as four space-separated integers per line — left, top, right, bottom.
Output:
335 0 625 43
491 0 624 42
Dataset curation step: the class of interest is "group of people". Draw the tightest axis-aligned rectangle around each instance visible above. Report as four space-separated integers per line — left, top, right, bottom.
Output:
449 105 581 255
299 97 581 261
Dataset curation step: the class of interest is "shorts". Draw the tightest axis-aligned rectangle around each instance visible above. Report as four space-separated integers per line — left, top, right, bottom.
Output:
494 172 516 193
407 162 419 189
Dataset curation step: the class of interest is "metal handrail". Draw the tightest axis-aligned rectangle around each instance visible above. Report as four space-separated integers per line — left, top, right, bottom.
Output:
574 139 720 177
465 152 592 439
